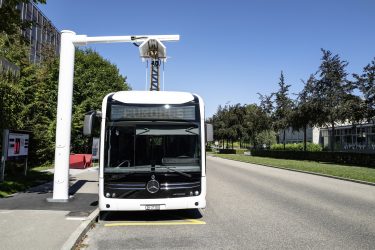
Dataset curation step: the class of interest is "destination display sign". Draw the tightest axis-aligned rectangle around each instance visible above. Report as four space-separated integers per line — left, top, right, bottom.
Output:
111 105 196 121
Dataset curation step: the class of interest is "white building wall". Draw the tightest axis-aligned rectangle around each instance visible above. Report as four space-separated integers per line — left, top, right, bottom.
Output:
312 127 320 144
279 126 319 144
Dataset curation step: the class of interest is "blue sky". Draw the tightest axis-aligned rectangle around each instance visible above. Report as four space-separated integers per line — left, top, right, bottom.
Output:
38 0 375 117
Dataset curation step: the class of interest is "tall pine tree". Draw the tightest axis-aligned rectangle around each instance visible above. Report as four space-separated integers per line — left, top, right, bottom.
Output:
273 71 293 149
315 49 351 151
354 58 375 122
290 75 318 151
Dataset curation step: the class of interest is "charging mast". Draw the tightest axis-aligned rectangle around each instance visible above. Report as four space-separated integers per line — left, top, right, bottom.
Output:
49 30 179 202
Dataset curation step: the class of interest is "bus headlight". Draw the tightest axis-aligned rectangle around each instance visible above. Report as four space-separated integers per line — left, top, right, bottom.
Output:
194 191 199 196
106 193 111 198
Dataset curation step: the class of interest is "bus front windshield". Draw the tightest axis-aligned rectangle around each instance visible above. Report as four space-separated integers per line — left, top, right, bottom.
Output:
104 124 201 173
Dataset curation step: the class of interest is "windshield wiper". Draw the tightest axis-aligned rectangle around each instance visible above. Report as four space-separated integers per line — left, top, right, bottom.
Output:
159 166 192 178
114 160 131 168
185 127 198 135
137 128 150 135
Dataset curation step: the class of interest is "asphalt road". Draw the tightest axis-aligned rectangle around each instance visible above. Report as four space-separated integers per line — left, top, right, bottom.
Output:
82 156 375 249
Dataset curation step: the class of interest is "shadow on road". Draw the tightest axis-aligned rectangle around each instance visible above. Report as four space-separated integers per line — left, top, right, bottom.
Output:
0 177 98 212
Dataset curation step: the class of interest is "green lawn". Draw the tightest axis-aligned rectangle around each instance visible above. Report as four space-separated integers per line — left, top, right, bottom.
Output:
0 168 53 198
213 154 375 184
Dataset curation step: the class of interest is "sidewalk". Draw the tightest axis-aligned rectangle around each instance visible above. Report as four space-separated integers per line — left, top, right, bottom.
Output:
0 167 99 250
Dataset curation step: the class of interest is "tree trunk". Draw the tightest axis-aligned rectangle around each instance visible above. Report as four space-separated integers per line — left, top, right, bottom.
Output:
303 125 307 151
283 129 286 150
252 135 257 149
331 122 335 152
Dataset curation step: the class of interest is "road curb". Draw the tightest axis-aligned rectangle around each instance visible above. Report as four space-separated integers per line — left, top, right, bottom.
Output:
61 208 99 250
209 155 375 187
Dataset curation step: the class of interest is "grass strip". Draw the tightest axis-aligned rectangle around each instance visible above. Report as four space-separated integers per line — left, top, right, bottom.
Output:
32 164 53 172
213 154 375 184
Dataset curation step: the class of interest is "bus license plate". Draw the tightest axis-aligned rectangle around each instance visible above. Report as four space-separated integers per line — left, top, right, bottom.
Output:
145 205 160 210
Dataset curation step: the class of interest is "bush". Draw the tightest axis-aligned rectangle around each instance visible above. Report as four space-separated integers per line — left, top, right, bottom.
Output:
270 143 322 152
254 130 277 147
306 143 323 152
234 149 248 155
219 149 236 154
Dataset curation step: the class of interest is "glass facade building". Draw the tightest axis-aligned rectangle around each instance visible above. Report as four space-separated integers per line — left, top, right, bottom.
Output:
320 124 375 153
280 122 375 153
0 0 60 63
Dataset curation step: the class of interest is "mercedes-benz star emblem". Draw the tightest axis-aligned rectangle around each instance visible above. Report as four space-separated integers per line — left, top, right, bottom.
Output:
147 179 160 194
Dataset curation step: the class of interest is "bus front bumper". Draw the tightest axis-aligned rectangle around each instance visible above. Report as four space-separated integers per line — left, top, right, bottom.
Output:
99 195 206 211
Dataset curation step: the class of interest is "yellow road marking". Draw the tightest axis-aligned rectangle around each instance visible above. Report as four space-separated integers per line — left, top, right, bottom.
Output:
104 219 206 227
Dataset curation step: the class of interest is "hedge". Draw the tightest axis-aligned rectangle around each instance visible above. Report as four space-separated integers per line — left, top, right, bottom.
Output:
219 149 248 154
270 143 322 152
250 150 375 168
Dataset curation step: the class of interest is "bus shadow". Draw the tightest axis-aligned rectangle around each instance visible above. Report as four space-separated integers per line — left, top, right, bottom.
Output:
100 209 203 222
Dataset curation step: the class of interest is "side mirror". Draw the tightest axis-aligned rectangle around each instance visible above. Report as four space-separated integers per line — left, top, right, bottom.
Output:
205 123 214 142
83 111 102 136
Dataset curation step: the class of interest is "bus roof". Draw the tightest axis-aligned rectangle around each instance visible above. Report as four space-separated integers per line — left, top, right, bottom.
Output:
111 91 196 105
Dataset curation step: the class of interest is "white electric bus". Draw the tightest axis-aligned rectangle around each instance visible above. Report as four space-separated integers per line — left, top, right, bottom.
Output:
85 91 212 212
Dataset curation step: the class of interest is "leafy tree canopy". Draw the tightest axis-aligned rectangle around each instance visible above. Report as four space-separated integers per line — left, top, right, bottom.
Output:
354 58 375 121
0 33 130 165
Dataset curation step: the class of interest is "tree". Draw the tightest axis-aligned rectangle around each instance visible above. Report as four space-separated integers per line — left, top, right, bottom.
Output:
211 105 225 148
70 49 130 153
315 49 352 151
20 47 58 164
1 32 131 165
0 0 46 36
257 92 274 116
290 75 319 151
0 75 25 141
273 71 294 149
353 58 375 122
254 130 276 148
0 33 29 156
243 104 271 148
231 104 246 148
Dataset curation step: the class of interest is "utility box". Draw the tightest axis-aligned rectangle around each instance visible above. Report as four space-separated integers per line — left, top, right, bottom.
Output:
69 154 92 169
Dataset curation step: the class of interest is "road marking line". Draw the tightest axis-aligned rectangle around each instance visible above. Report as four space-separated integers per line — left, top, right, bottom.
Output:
0 211 13 214
104 219 206 227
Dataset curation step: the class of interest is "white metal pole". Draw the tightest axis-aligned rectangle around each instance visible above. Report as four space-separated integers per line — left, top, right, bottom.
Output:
50 30 76 202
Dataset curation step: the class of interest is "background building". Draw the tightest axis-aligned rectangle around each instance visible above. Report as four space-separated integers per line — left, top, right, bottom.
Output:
0 0 60 63
0 56 20 77
280 122 375 153
278 127 320 144
320 123 375 153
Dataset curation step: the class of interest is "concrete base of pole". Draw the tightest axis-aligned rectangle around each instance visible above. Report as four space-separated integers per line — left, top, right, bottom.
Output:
46 196 74 203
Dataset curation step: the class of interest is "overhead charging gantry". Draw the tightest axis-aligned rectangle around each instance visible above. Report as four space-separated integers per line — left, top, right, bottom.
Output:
49 31 179 202
137 38 167 91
